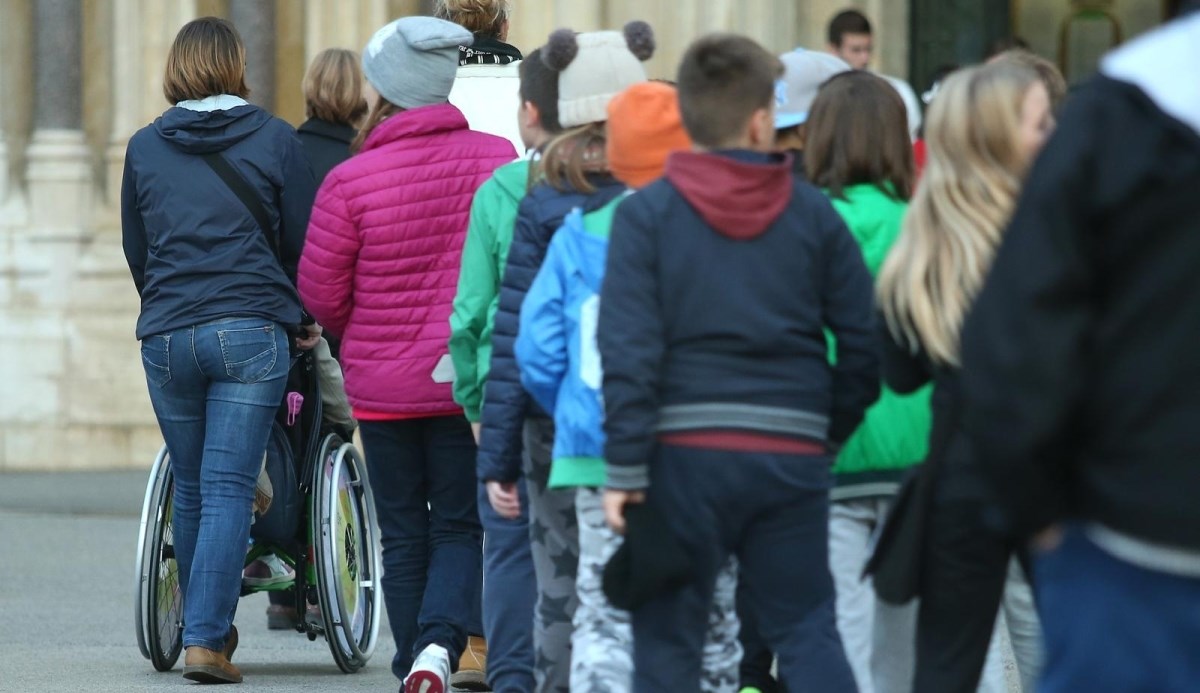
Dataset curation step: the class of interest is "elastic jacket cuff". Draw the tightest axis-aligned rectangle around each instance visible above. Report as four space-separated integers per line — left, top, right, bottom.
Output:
605 464 650 491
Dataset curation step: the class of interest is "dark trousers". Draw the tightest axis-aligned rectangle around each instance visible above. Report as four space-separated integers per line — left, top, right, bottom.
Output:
631 444 855 693
738 577 785 693
914 494 1017 692
359 416 483 681
1037 526 1200 693
478 477 537 692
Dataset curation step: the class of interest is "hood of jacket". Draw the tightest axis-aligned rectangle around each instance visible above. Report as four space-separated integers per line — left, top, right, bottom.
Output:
664 150 794 240
154 103 273 154
491 157 531 208
827 183 909 277
555 196 626 293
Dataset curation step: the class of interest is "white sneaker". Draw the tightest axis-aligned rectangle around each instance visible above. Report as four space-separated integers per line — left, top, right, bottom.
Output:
242 553 295 588
404 644 451 693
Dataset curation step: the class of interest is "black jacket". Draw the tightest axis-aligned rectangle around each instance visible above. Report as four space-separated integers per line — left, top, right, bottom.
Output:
297 118 356 185
878 323 975 500
961 14 1200 549
122 101 317 339
599 150 878 490
476 175 627 483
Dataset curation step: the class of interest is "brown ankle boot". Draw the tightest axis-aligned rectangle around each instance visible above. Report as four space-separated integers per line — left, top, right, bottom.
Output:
450 636 489 691
183 646 243 684
223 625 238 663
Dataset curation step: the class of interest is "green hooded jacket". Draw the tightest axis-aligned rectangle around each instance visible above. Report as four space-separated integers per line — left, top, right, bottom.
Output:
449 159 529 422
827 183 933 500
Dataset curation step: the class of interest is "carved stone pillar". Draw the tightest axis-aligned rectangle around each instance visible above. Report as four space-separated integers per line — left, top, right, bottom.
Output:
230 0 277 111
26 0 91 232
103 0 199 210
305 0 388 66
0 3 9 219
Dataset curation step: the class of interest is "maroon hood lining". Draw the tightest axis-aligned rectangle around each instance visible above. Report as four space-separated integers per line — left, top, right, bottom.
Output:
664 151 794 240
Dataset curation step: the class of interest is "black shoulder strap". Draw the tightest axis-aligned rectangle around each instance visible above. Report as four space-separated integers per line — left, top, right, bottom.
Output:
201 152 280 259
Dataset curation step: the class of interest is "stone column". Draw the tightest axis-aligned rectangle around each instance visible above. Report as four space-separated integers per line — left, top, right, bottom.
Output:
305 0 388 67
103 0 199 211
0 2 9 218
103 0 141 213
230 0 277 112
26 0 91 232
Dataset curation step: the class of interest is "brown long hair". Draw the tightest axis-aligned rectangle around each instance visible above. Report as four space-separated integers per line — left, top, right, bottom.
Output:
163 17 249 104
805 71 914 201
351 99 404 154
539 123 608 193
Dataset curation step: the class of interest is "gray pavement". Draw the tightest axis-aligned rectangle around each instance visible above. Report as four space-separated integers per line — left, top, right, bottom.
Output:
0 470 402 692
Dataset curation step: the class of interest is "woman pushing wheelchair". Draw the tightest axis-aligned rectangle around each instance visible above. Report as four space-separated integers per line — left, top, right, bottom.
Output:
121 16 322 684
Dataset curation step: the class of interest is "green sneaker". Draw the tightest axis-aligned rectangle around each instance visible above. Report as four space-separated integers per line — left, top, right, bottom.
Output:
739 688 765 693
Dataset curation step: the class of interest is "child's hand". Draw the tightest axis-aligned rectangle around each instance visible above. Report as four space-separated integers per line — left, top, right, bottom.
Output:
487 480 521 519
295 323 323 351
603 489 646 535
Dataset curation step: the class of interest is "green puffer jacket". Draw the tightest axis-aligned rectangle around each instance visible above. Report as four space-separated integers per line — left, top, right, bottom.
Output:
449 159 529 422
827 183 933 500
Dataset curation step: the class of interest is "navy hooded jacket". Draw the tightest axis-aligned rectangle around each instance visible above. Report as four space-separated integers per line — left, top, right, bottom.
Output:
121 97 317 339
476 175 627 483
598 150 880 490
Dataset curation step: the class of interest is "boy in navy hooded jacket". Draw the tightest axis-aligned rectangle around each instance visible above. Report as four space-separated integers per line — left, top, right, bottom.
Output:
597 34 879 692
516 82 742 692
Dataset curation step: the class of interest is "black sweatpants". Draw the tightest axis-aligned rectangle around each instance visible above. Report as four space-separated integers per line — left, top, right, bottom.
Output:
631 444 854 693
915 492 1029 692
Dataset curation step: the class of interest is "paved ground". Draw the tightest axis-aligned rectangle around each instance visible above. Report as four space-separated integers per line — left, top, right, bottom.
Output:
0 470 402 692
0 470 1026 692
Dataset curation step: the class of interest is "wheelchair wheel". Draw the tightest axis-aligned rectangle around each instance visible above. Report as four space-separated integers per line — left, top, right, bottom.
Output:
133 446 184 671
312 433 381 673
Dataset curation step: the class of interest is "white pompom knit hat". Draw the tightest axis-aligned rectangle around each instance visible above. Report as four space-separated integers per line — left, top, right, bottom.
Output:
541 21 655 128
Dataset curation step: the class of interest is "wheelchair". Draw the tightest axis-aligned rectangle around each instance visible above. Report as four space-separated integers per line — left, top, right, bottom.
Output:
133 348 381 674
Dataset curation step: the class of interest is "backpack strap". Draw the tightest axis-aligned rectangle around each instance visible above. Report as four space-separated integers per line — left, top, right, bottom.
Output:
200 152 280 260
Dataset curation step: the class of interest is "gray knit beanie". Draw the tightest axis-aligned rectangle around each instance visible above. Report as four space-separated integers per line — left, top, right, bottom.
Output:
362 17 473 109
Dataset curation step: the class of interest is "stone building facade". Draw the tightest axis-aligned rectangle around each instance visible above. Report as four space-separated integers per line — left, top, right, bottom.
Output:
0 0 1174 469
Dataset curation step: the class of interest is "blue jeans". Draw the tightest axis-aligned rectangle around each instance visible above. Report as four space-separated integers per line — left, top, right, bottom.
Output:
632 444 855 693
141 317 289 652
358 417 484 681
1036 526 1200 693
479 478 536 692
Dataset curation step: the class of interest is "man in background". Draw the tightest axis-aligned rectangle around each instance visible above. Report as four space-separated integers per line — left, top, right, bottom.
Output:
826 9 922 141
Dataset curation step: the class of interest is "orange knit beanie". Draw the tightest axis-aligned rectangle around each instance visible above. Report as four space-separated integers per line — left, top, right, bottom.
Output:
605 82 692 189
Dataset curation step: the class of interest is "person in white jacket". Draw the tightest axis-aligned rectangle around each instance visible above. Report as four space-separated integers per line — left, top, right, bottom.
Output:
442 0 525 154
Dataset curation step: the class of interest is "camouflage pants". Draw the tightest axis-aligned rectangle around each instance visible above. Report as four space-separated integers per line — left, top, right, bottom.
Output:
572 488 743 693
524 419 577 693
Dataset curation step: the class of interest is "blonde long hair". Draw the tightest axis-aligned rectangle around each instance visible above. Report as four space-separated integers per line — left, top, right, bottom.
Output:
877 62 1040 366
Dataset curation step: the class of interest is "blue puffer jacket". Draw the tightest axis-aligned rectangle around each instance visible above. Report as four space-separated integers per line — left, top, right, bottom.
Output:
516 198 625 488
476 175 626 483
122 96 317 339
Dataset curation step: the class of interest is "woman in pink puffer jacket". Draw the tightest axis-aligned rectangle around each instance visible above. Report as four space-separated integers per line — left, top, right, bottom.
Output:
298 16 515 693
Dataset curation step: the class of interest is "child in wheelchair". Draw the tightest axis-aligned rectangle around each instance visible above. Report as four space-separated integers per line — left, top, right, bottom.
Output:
244 334 356 619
